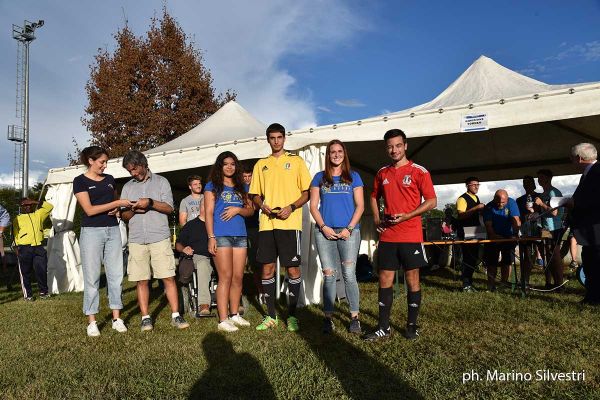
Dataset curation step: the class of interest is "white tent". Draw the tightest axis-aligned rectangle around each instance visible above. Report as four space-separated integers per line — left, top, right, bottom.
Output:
44 55 600 302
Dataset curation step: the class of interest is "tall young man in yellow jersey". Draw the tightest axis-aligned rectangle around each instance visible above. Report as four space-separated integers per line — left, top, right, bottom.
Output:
249 123 311 332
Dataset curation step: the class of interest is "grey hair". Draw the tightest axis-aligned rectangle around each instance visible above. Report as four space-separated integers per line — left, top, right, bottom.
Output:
122 150 148 169
571 143 597 161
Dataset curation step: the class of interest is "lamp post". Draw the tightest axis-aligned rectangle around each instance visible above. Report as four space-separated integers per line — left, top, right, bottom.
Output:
12 19 44 198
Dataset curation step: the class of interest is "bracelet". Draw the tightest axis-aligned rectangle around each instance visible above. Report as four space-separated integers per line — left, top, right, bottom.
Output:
147 198 154 209
289 204 297 212
346 225 354 233
319 224 327 231
208 235 216 239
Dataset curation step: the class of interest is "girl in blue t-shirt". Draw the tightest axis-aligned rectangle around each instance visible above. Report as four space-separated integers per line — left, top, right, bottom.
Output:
309 139 365 334
73 146 135 337
204 151 255 332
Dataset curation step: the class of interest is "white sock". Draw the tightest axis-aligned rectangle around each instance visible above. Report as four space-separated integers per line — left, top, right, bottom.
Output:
171 312 180 319
141 315 150 321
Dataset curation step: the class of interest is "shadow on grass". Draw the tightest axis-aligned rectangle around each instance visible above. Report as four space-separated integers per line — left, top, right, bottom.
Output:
0 291 23 305
120 283 169 326
296 307 424 400
188 332 276 400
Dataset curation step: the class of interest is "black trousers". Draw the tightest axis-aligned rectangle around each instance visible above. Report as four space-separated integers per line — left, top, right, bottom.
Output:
582 245 600 302
460 243 479 286
17 245 48 298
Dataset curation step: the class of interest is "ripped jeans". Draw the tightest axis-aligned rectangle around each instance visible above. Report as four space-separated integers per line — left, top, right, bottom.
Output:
315 227 361 314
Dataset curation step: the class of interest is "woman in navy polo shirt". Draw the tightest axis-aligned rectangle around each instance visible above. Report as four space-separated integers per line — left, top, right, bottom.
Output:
73 146 134 337
205 151 254 332
310 140 365 334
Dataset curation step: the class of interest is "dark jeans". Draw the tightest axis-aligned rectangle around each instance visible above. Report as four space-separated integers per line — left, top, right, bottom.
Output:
17 245 48 298
582 245 600 302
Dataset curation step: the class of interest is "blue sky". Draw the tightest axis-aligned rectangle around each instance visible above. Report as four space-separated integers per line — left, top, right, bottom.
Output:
1 1 599 204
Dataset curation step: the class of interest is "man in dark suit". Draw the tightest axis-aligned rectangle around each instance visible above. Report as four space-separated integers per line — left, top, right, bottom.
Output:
568 143 600 305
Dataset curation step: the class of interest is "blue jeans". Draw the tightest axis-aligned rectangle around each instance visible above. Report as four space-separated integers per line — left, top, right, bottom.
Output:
314 227 361 314
80 226 124 315
216 236 247 248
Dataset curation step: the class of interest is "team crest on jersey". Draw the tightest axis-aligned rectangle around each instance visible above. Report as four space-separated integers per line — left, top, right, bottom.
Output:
284 162 291 170
504 208 509 216
403 175 412 186
222 191 240 203
108 183 114 189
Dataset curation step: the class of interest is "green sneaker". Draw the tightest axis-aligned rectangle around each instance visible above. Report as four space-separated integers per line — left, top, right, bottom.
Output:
287 316 300 332
256 316 278 331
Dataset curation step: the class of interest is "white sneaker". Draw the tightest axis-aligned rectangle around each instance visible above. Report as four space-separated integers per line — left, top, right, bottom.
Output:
112 318 128 333
87 322 100 337
230 314 250 327
218 319 239 332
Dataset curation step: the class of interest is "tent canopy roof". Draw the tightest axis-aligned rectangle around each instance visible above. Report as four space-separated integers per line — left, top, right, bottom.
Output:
401 55 590 113
46 56 600 186
149 100 266 153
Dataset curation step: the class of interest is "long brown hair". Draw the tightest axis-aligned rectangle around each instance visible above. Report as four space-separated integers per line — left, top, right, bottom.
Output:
322 139 352 186
207 151 247 199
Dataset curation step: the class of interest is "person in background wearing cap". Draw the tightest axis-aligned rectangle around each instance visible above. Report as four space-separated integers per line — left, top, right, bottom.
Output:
13 197 53 301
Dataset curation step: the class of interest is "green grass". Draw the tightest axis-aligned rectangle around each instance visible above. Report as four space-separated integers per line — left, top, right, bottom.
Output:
0 267 598 400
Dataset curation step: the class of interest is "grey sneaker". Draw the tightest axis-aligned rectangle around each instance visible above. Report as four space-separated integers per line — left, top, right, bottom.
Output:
322 317 334 334
462 285 477 293
349 317 362 334
171 315 190 329
141 317 153 332
24 296 35 302
39 293 51 299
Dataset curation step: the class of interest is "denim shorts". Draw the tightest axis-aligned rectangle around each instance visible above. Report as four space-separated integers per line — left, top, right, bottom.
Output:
216 236 247 248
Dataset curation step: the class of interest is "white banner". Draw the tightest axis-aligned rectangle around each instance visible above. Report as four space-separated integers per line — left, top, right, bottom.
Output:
460 113 488 132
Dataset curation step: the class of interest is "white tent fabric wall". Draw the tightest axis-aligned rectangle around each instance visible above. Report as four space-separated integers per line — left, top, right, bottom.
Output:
45 183 84 293
297 145 325 306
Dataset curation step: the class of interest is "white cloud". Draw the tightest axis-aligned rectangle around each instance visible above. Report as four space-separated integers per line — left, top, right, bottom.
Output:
541 41 600 63
518 40 600 79
317 106 333 113
0 170 47 187
0 1 366 175
335 99 366 107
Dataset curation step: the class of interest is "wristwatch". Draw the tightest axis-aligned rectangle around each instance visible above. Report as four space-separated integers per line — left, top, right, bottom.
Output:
346 225 355 233
289 204 297 212
147 198 154 210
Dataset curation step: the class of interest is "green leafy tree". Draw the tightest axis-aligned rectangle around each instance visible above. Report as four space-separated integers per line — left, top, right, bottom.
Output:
73 9 235 162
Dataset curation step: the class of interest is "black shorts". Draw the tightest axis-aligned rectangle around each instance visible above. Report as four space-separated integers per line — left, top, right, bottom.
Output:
256 229 302 267
377 242 428 271
483 243 515 266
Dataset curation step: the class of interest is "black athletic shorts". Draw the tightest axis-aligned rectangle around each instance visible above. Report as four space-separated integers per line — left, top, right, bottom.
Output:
256 229 302 267
377 242 428 271
483 242 515 266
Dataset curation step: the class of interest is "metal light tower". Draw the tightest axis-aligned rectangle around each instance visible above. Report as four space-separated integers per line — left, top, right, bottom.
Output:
8 19 44 198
